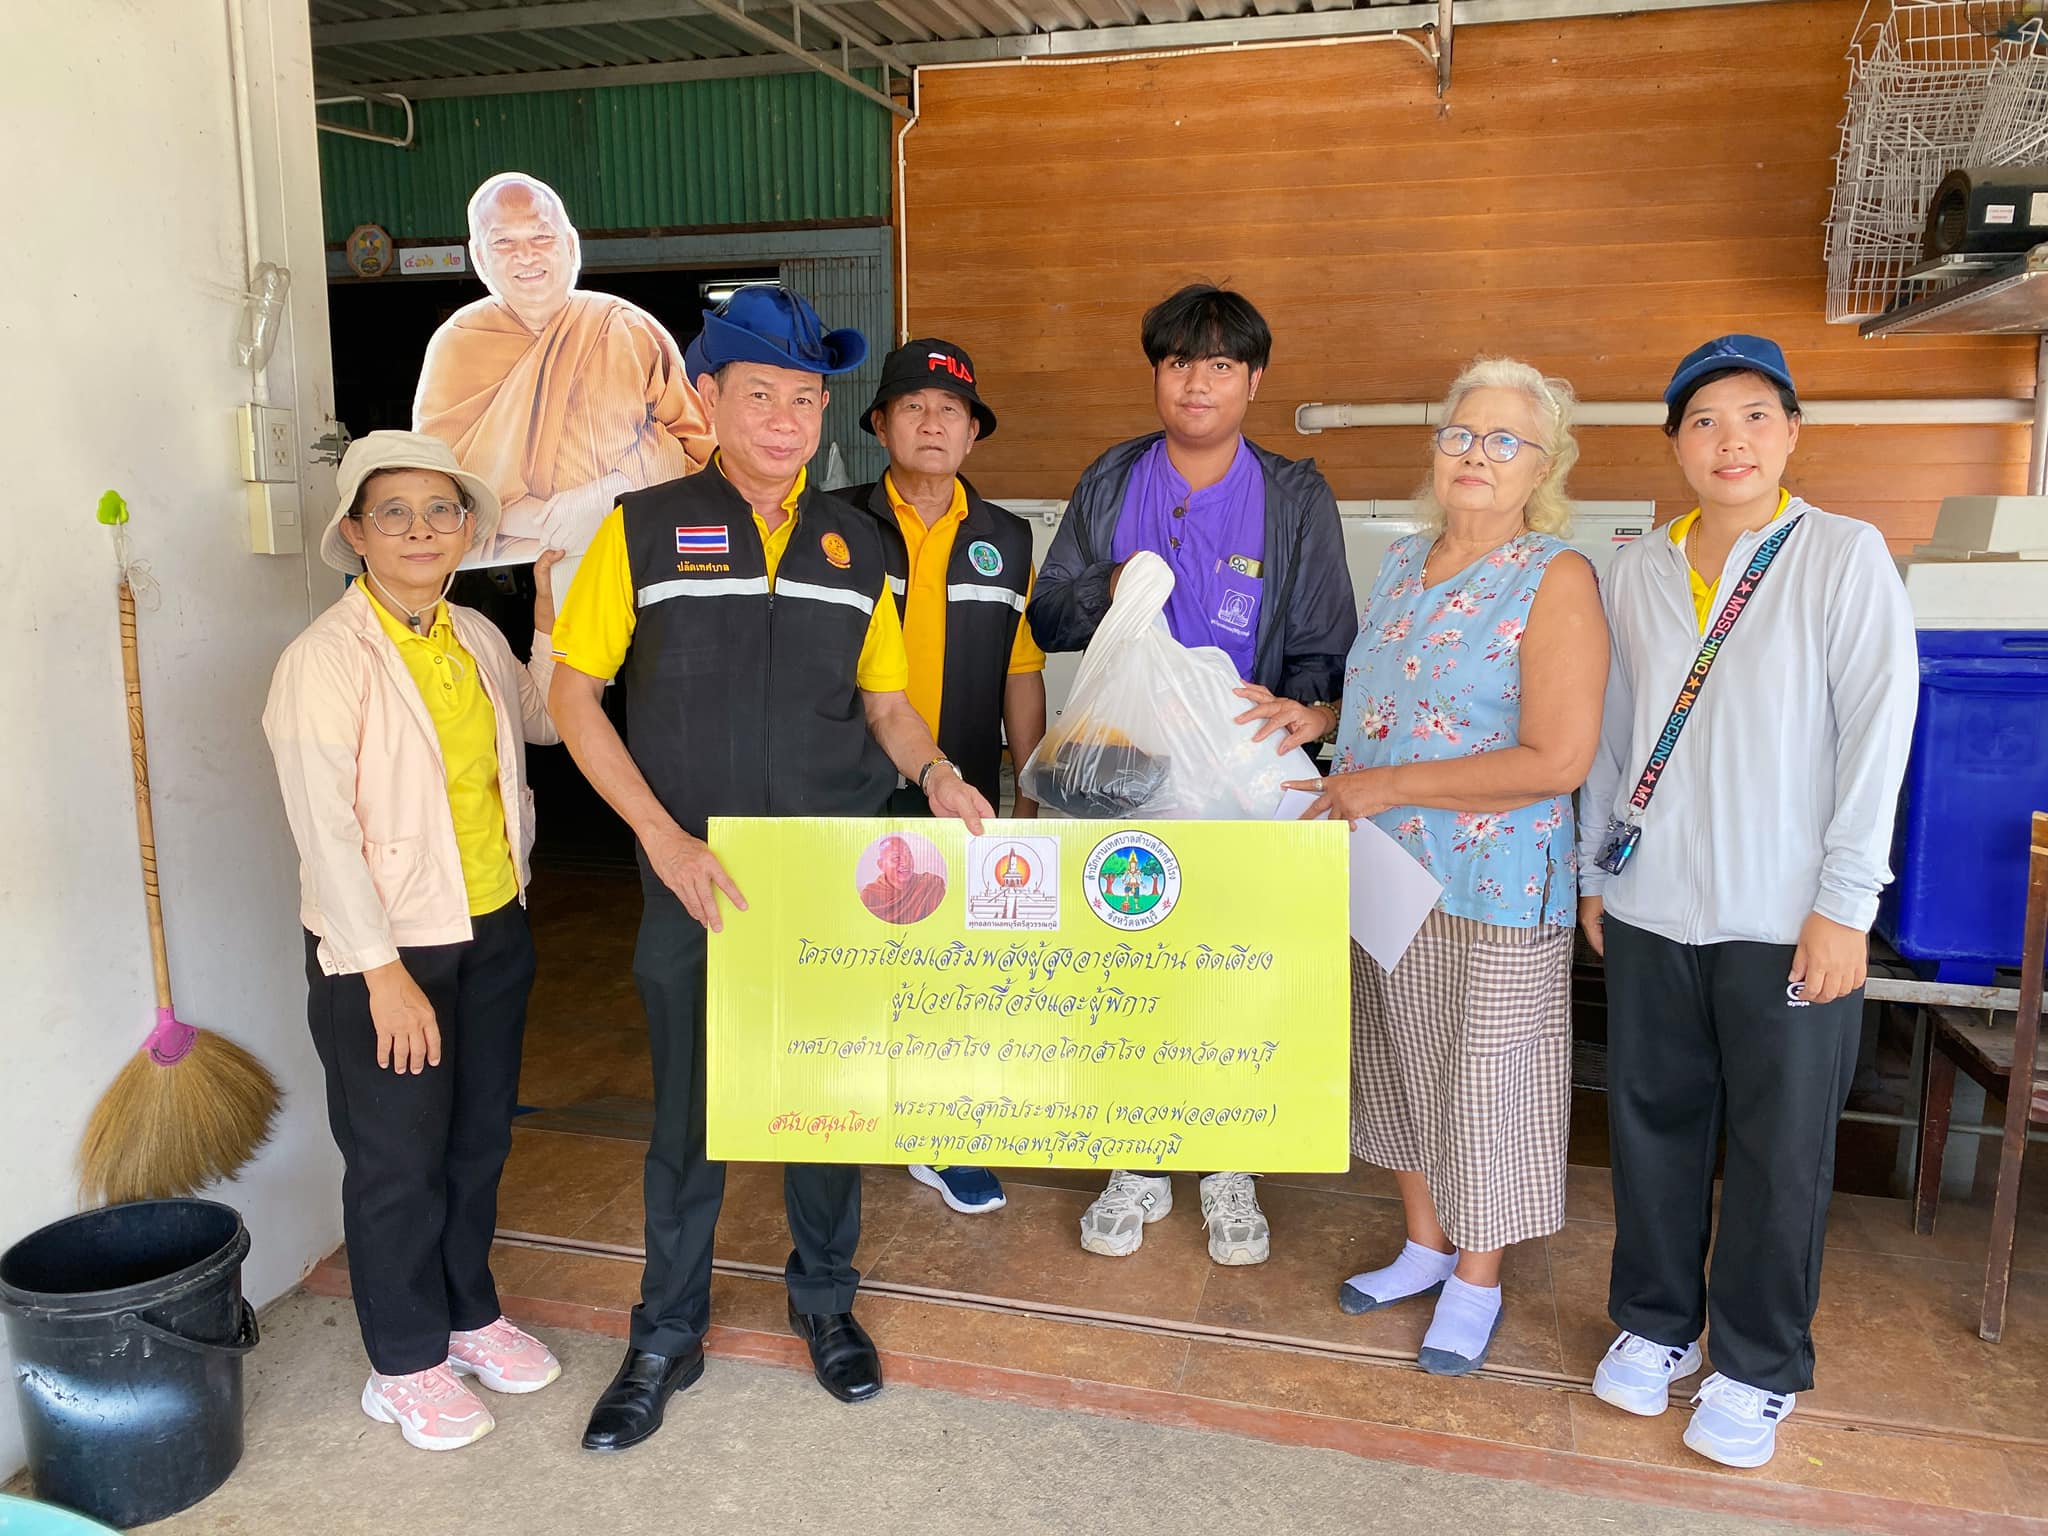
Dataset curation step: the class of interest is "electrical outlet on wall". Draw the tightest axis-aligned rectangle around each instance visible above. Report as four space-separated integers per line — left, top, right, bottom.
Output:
237 403 297 483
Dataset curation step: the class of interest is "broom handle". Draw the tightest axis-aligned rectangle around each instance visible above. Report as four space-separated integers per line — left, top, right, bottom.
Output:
120 579 175 1013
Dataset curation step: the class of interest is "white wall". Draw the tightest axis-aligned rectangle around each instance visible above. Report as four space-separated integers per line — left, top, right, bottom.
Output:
0 0 344 1478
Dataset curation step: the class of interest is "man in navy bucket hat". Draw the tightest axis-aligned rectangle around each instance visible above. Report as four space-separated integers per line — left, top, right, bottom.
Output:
550 283 993 1448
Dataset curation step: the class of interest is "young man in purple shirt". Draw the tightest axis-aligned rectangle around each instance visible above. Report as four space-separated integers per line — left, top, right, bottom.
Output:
1028 284 1356 1267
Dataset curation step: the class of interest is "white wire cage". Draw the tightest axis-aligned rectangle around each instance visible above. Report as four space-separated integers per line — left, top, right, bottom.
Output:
1823 0 2048 323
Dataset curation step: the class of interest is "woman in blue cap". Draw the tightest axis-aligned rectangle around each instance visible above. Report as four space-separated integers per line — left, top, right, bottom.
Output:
548 283 993 1450
1576 335 1917 1468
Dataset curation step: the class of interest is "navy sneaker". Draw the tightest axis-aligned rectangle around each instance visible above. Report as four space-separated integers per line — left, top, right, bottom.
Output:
908 1165 1006 1213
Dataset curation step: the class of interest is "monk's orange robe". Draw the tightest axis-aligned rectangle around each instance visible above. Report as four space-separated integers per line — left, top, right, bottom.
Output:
861 870 946 926
414 291 714 560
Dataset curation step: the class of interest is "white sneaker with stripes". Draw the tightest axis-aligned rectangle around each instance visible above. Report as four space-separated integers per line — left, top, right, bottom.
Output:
1685 1371 1796 1468
1592 1330 1703 1416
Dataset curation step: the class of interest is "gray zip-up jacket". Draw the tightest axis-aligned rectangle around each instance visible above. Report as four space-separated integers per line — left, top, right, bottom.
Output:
1576 495 1918 946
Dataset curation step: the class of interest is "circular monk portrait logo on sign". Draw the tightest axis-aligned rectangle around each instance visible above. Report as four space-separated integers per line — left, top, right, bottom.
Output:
1082 831 1180 931
856 830 948 926
967 539 1003 577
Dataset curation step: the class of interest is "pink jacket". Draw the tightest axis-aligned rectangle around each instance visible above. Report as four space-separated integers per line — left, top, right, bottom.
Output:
263 585 559 975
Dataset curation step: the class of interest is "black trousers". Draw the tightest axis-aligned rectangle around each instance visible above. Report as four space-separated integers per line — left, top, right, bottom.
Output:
305 899 535 1376
631 888 862 1356
1603 917 1862 1394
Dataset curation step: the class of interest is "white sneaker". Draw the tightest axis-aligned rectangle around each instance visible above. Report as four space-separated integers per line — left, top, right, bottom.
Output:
1199 1172 1270 1266
1592 1330 1704 1416
360 1362 495 1451
1079 1170 1172 1256
1685 1371 1796 1468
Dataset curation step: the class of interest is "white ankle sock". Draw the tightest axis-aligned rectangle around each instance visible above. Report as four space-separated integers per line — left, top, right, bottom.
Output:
1343 1240 1458 1306
1421 1274 1502 1363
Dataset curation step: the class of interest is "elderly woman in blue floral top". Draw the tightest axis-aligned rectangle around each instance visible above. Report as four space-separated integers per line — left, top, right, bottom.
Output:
1251 358 1608 1374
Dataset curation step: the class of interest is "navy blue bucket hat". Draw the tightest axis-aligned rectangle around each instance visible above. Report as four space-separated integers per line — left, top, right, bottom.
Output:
686 283 867 387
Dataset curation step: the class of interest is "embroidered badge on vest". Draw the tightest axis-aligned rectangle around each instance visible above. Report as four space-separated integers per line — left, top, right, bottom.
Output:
677 525 729 555
821 531 852 569
968 539 1003 577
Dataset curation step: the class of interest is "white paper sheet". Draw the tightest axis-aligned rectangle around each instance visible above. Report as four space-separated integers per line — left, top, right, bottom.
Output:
1270 787 1320 822
1346 817 1444 972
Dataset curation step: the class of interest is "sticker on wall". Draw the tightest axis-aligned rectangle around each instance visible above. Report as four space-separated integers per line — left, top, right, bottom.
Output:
346 224 392 278
399 243 468 276
412 172 714 579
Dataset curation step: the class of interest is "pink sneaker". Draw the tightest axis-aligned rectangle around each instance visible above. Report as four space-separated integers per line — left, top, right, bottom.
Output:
360 1363 495 1451
448 1317 562 1394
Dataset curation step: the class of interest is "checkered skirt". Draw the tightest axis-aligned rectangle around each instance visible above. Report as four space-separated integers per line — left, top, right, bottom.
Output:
1350 911 1574 1251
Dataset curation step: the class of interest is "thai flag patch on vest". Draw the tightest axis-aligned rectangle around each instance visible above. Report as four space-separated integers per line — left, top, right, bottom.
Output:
676 525 730 555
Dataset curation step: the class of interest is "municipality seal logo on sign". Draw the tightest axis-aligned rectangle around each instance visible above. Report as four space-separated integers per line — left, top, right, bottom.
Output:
968 539 1003 577
1083 831 1180 931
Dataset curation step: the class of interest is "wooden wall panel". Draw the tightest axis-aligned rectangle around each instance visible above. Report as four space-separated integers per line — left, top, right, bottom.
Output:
900 1 2037 546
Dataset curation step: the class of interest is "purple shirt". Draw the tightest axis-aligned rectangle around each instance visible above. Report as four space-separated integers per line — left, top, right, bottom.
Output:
1111 437 1266 679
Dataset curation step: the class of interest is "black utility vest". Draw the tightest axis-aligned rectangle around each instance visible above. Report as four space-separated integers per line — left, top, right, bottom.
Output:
619 470 895 866
847 478 1035 805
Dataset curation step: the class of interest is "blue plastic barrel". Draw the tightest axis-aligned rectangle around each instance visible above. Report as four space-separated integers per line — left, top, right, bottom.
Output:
1878 628 2048 983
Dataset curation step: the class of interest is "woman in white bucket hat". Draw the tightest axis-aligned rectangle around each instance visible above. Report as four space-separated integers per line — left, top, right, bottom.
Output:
263 430 568 1450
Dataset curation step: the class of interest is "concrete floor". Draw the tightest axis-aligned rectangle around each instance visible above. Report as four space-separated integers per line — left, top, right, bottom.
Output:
135 1293 1840 1536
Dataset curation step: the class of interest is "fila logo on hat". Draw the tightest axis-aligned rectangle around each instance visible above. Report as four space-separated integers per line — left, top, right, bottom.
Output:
927 350 974 384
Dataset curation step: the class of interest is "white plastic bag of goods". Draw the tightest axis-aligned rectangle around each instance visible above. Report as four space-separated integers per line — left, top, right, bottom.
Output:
1018 550 1318 820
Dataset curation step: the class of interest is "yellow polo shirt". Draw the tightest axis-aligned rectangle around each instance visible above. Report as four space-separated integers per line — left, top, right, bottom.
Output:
366 588 518 916
553 461 909 691
1667 489 1791 634
884 473 1046 738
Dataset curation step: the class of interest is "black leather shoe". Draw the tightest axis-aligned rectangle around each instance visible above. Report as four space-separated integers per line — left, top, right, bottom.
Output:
787 1302 883 1403
581 1344 705 1451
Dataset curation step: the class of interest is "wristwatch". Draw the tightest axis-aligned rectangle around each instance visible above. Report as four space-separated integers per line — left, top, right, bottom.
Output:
917 756 958 793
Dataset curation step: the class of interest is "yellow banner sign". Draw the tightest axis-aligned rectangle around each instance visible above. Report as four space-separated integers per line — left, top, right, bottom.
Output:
706 817 1350 1171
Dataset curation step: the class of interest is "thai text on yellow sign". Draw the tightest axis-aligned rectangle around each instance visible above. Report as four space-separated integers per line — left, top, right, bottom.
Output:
706 817 1350 1170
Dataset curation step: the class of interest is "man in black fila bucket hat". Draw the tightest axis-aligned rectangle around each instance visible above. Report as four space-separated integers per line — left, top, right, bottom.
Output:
550 288 993 1447
835 337 1047 1221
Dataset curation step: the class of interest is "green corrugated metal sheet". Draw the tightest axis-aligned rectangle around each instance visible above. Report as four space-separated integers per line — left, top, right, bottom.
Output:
319 74 889 244
319 93 601 244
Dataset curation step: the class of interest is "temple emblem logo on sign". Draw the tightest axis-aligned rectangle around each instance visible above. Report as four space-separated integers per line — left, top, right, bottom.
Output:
1082 831 1180 931
964 835 1061 931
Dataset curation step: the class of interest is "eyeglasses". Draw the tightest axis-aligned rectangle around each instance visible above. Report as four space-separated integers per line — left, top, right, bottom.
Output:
1432 426 1549 464
356 498 471 537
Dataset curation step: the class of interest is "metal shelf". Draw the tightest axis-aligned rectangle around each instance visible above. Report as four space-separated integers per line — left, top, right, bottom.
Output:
1860 243 2048 338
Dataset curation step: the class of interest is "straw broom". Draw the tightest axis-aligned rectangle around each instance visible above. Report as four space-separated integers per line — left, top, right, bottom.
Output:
78 491 281 1206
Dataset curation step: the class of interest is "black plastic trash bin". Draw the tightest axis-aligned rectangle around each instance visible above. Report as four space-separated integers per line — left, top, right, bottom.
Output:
0 1200 259 1528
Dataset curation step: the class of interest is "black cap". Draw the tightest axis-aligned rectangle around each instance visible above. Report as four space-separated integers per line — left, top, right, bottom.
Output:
860 337 997 439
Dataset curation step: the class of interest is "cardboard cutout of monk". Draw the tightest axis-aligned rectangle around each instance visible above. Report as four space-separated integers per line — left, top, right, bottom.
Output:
860 835 947 926
414 171 714 570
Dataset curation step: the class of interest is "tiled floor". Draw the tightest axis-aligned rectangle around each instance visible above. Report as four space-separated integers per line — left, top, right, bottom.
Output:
327 866 2048 1533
